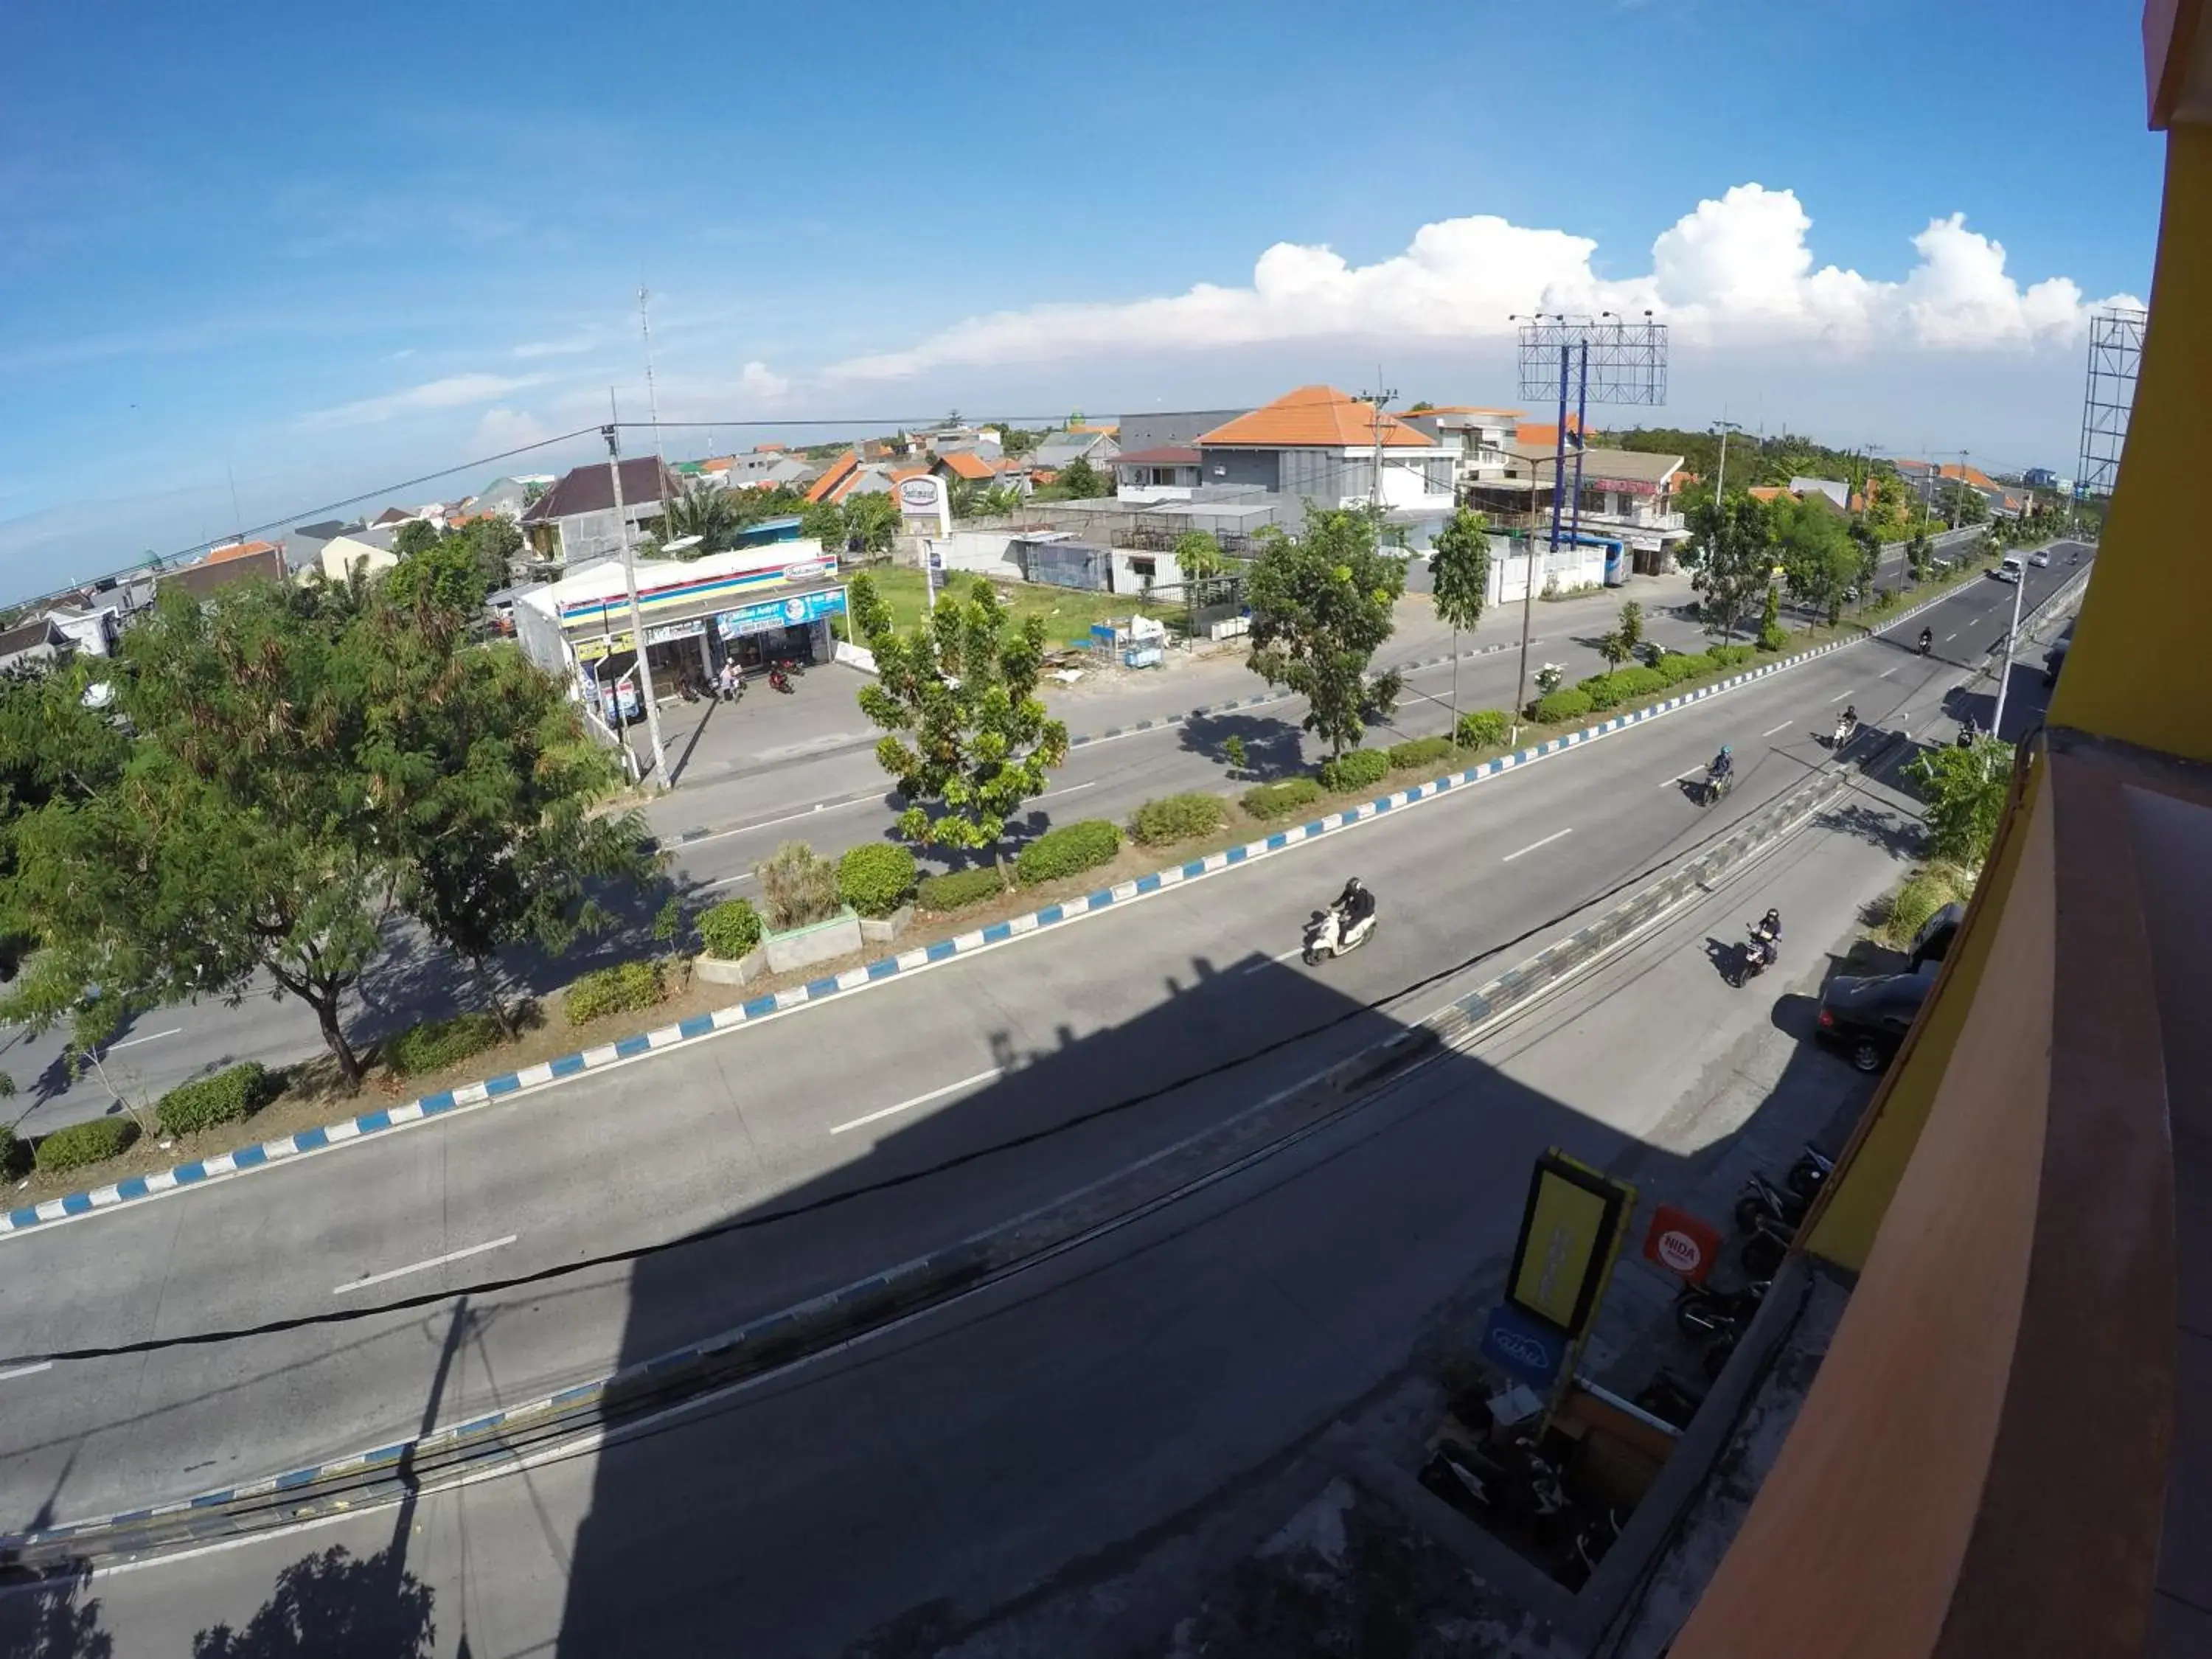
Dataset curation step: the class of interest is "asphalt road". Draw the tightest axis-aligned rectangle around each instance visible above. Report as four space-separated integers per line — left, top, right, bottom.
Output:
6 571 1717 1138
0 539 1991 1139
0 690 1985 1657
0 547 2087 1537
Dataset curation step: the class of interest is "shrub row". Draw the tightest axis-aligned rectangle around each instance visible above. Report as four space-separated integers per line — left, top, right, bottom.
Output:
1131 792 1225 847
566 960 663 1025
1316 748 1390 793
1241 776 1324 820
385 1013 503 1080
1454 709 1512 750
156 1060 278 1135
838 843 917 918
698 897 764 959
1015 819 1121 884
918 866 1009 911
1531 686 1593 724
36 1116 138 1175
1384 735 1457 773
1577 665 1667 712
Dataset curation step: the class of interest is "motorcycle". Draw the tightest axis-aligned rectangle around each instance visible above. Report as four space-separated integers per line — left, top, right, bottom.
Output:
1700 769 1734 808
1734 1169 1806 1235
1736 922 1778 987
1832 712 1858 748
1785 1144 1834 1202
768 664 795 695
1676 1277 1769 1347
1633 1370 1705 1430
1303 902 1377 964
1418 1435 1567 1526
1919 634 1933 656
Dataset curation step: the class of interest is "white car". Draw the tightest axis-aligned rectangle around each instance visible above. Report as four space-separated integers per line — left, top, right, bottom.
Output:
2028 549 2051 567
1994 557 2025 584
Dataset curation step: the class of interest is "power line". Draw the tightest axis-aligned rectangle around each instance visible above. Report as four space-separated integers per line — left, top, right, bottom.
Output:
1 792 1806 1369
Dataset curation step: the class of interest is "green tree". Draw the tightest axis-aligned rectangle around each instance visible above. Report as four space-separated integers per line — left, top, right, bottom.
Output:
358 605 661 1035
1689 493 1775 641
393 518 441 557
1911 738 2014 869
1055 456 1108 499
1244 507 1406 756
1174 529 1226 585
1757 581 1785 650
1615 598 1645 659
948 480 983 520
659 484 745 555
844 492 900 555
801 500 847 553
382 532 492 615
1774 495 1860 624
848 572 1071 872
1 588 391 1085
1427 508 1491 722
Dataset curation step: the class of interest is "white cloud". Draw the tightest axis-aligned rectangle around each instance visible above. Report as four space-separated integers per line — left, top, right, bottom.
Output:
828 184 2139 380
299 372 549 430
738 360 790 401
512 333 599 359
473 406 552 451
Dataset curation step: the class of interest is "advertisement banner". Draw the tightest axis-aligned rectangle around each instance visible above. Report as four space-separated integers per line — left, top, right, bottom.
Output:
897 475 950 536
1506 1150 1637 1338
1642 1204 1723 1285
1480 1302 1568 1389
714 586 848 640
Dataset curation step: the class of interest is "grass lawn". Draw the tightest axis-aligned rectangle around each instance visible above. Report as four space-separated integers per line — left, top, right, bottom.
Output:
844 567 1181 648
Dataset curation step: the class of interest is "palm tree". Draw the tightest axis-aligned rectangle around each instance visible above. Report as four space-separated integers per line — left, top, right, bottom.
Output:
660 485 743 555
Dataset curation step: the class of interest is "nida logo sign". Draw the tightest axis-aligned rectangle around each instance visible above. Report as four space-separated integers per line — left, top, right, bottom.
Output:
1642 1203 1721 1284
1655 1229 1704 1274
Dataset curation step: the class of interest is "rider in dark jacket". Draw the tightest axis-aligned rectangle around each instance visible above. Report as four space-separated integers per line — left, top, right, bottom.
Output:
1337 877 1376 928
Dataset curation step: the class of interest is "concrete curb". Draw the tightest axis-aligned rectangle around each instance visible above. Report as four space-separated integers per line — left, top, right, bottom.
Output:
2 591 1967 1244
0 759 1863 1562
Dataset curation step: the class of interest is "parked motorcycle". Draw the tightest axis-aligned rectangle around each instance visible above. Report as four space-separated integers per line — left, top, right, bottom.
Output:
1632 1370 1706 1430
1734 1169 1805 1234
1675 1276 1769 1341
1303 903 1377 964
1418 1435 1567 1526
1785 1144 1834 1202
768 664 795 695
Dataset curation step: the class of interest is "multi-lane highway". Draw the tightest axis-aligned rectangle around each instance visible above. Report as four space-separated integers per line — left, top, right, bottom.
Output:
0 547 2087 1565
0 543 2009 1137
0 547 2085 1655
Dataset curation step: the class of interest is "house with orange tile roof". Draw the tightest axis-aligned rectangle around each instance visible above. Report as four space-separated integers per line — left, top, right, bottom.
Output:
804 449 862 504
1195 385 1453 513
933 449 999 484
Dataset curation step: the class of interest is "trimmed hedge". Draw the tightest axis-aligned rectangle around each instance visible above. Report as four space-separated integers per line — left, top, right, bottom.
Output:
156 1060 277 1135
1015 819 1121 886
1579 675 1627 712
1757 622 1789 653
1385 735 1457 773
917 866 1009 911
836 844 917 919
698 897 764 959
35 1116 137 1175
1317 748 1391 793
385 1014 503 1080
1531 687 1593 724
1131 792 1226 847
1242 776 1324 820
1708 644 1756 669
1455 709 1511 749
1652 652 1703 685
565 960 663 1026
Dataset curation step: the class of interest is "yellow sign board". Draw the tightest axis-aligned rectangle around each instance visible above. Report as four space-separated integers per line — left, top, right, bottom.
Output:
1506 1150 1636 1338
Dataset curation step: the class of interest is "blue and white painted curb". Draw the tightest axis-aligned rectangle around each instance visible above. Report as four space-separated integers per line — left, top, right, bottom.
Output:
0 585 1980 1242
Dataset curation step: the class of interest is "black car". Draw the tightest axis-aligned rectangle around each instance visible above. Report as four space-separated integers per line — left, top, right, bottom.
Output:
1816 962 1938 1073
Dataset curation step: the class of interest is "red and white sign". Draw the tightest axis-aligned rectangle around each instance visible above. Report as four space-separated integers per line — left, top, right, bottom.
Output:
1642 1204 1722 1284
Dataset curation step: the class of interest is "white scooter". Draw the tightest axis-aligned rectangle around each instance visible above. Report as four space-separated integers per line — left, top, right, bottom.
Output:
1304 903 1377 964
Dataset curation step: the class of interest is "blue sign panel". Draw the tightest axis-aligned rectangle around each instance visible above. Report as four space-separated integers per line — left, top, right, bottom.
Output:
1480 1302 1567 1389
715 586 847 639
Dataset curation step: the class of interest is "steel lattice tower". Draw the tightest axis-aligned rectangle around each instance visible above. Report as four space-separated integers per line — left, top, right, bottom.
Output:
2076 305 2148 499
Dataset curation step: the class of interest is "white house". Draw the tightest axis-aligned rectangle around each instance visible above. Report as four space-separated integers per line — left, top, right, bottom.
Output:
1195 386 1455 515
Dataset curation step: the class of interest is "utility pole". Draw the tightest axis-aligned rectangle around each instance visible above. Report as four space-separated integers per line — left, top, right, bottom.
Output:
604 392 669 790
1712 419 1743 505
1512 341 1571 740
640 285 666 470
1567 340 1590 566
1990 552 2028 740
1360 374 1398 525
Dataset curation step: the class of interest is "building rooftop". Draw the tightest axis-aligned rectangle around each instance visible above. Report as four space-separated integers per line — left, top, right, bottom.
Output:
1200 386 1436 449
1110 445 1203 467
519 458 678 524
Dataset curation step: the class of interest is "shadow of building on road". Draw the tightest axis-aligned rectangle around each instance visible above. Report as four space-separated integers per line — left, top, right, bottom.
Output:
453 936 1882 1655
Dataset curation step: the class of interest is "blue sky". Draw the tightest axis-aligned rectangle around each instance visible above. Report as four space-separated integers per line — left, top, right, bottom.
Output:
0 0 2166 597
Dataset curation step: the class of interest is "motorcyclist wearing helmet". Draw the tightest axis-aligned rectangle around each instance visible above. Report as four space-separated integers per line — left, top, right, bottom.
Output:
1756 907 1782 943
1751 906 1781 967
1708 742 1734 781
1336 876 1376 928
1919 626 1933 653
